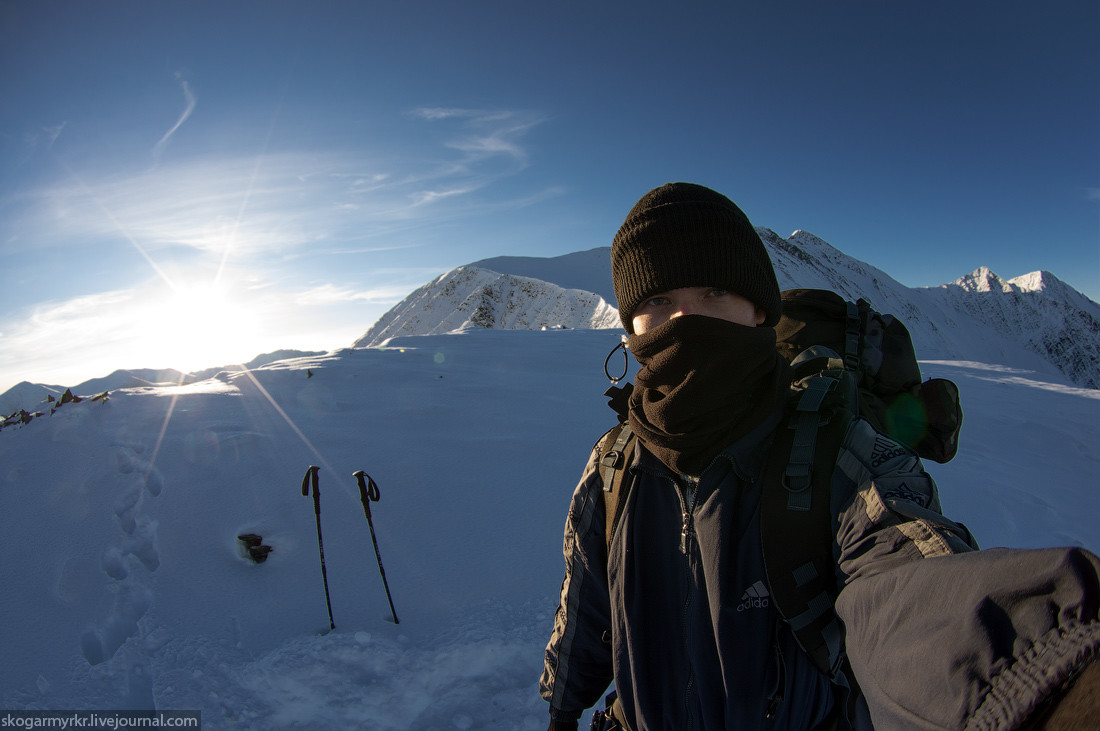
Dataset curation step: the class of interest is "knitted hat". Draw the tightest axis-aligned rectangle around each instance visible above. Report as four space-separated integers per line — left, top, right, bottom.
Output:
611 182 782 332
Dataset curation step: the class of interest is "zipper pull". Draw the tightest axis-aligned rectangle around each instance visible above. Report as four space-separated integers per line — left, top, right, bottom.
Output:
679 476 697 554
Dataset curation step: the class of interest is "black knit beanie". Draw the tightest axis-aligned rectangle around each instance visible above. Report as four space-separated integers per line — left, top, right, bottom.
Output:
611 182 782 332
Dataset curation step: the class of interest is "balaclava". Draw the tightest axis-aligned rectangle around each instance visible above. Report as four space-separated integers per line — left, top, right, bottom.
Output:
609 182 790 475
611 182 781 332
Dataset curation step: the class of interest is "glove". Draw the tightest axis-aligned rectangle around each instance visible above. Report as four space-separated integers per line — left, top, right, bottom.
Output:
1030 659 1100 730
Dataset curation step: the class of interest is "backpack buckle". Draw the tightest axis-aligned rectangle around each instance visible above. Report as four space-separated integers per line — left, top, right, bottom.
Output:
600 450 624 470
600 424 635 493
782 464 814 510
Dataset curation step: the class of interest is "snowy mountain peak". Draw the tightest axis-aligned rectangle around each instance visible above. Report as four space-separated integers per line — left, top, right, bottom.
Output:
353 265 620 348
1010 269 1057 293
1005 270 1099 317
934 267 1100 389
786 229 837 252
953 267 1015 294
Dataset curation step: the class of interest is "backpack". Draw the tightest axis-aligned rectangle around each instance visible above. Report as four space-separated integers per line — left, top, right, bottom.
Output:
774 289 962 464
595 288 963 677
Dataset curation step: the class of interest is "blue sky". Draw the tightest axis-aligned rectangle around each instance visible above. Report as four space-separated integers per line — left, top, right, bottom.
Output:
1 0 1097 394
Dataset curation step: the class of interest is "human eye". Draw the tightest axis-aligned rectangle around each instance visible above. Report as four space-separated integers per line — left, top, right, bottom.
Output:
643 295 670 308
706 288 729 298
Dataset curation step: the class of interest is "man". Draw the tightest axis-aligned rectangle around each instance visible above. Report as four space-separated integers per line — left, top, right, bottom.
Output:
539 182 1099 730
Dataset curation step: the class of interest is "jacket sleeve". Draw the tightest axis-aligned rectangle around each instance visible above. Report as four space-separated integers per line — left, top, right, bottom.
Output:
831 418 1100 730
540 447 616 722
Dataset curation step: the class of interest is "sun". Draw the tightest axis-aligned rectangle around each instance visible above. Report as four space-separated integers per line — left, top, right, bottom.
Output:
137 279 264 373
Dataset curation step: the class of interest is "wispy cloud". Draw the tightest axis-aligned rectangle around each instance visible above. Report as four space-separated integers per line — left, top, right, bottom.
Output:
43 122 67 149
410 108 471 121
10 106 549 263
292 283 414 306
11 153 374 257
410 185 478 207
408 106 546 175
14 123 68 166
153 75 197 161
0 289 145 387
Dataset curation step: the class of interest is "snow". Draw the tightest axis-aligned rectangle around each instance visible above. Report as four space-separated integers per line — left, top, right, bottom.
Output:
2 325 1098 728
0 330 612 727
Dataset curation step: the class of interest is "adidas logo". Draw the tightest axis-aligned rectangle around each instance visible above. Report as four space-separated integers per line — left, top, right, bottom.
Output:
736 580 771 612
870 436 908 468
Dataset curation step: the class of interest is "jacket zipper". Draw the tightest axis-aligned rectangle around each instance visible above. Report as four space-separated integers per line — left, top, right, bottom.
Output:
765 622 787 720
678 475 698 730
679 475 698 554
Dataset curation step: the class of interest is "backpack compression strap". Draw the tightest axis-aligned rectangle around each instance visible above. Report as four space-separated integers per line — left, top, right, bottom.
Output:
843 300 862 371
761 374 852 678
599 422 635 557
781 376 838 511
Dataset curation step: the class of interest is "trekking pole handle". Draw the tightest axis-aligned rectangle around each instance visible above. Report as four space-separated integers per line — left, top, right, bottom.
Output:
353 470 380 504
302 465 321 515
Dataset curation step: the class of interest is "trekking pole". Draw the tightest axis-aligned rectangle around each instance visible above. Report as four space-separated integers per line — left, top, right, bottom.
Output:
353 470 400 624
301 465 335 631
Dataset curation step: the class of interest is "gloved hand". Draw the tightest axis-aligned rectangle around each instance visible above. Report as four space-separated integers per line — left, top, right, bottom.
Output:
1029 659 1099 730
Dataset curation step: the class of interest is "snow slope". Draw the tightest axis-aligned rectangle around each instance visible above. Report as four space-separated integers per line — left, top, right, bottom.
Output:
2 328 1098 728
926 267 1100 389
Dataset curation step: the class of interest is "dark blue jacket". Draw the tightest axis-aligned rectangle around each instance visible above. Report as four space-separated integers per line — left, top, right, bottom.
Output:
540 413 1100 730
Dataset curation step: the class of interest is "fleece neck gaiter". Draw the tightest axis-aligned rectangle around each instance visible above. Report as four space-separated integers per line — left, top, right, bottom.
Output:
627 314 791 476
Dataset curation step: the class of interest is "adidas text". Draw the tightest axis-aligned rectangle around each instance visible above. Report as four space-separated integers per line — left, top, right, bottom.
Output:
737 580 771 612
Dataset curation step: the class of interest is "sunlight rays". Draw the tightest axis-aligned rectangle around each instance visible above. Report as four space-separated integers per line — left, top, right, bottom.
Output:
236 366 342 488
214 86 284 288
58 160 178 291
145 379 185 487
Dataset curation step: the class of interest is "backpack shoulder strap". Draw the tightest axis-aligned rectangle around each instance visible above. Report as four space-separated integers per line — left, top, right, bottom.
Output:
761 371 853 678
595 422 636 559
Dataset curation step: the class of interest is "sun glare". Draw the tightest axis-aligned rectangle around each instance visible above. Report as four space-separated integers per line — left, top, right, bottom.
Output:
138 280 263 372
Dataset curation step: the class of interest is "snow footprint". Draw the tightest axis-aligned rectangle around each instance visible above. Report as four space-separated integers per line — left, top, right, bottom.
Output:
81 444 165 666
80 586 153 666
111 444 163 562
114 444 165 496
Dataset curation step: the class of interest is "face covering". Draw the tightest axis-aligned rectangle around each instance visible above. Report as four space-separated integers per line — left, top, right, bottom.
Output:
627 314 791 475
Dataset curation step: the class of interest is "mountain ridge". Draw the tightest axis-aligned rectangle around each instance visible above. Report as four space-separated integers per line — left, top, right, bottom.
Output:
0 350 324 416
928 267 1100 389
4 229 1097 414
358 229 1098 389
